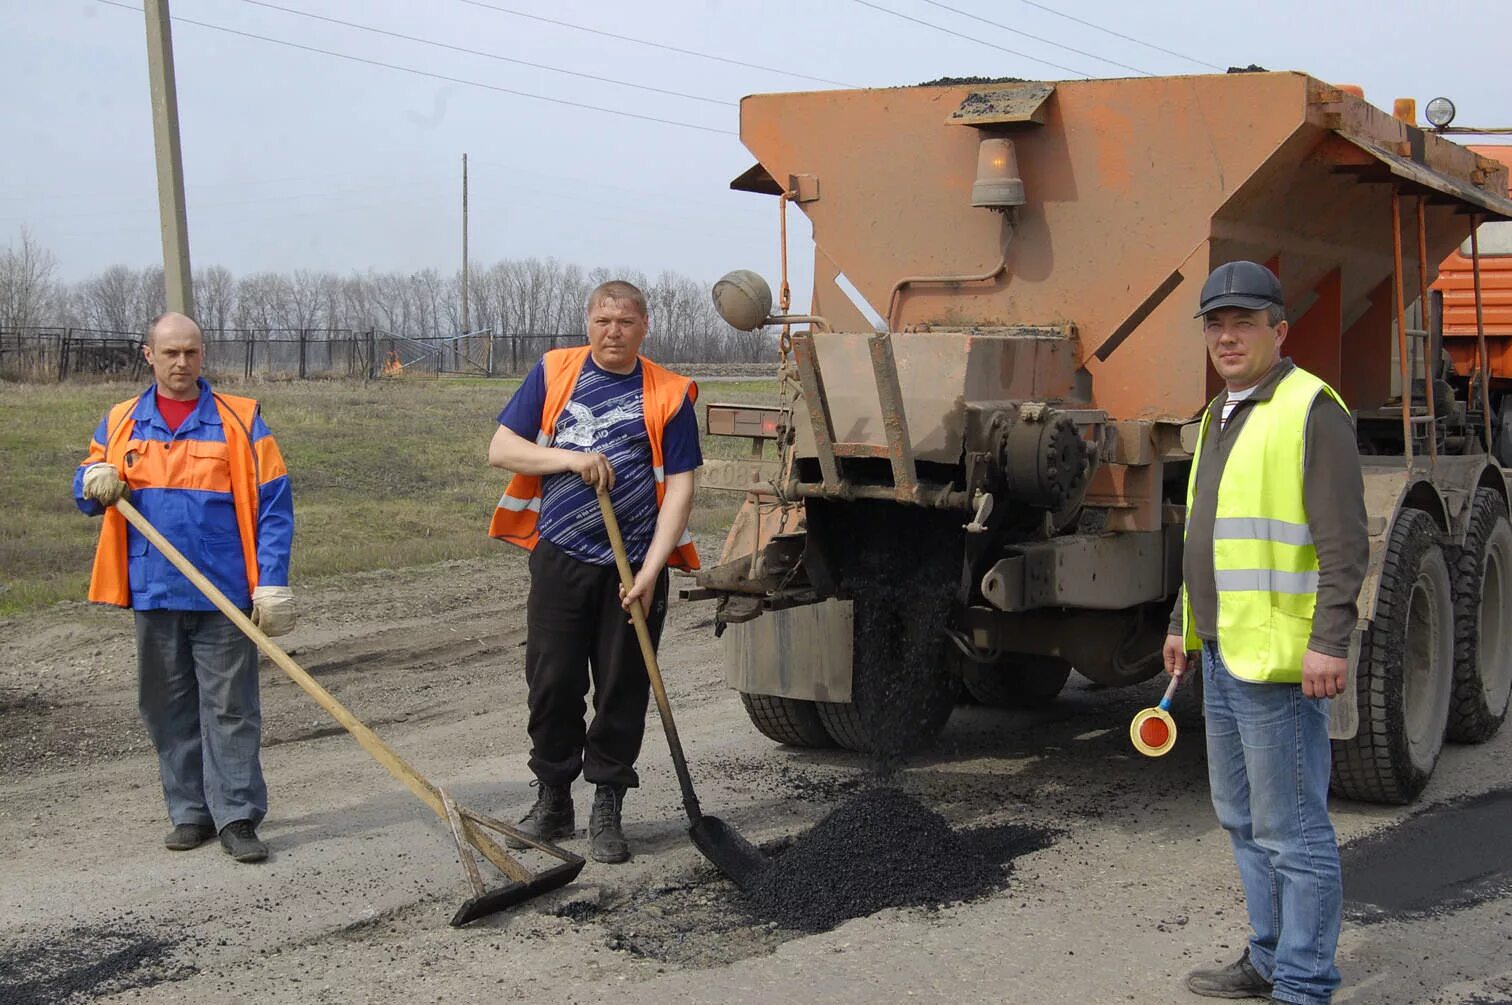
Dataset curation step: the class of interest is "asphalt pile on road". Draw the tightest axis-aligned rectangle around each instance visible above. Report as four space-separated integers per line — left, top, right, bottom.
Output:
0 924 188 1004
745 786 1000 932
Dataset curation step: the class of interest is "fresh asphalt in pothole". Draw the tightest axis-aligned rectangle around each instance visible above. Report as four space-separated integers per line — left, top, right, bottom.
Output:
1341 786 1512 921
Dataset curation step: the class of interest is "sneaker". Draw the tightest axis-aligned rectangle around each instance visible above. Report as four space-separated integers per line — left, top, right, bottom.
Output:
1186 950 1273 999
164 822 216 851
588 784 629 864
504 781 574 849
219 820 268 863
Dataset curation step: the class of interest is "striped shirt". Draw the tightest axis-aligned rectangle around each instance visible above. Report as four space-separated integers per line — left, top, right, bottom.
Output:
499 357 701 565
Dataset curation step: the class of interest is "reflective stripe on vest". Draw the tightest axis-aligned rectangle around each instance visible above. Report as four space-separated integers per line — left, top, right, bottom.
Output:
488 347 701 571
1181 366 1348 683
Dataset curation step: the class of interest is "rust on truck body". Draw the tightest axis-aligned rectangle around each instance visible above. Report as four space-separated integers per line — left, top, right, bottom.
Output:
738 73 1509 427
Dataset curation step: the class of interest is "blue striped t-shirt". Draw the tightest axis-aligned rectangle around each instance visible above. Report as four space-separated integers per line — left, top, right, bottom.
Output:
498 357 701 566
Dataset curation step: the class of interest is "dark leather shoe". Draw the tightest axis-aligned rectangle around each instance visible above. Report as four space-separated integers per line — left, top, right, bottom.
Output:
504 782 574 849
589 784 629 864
164 822 215 851
219 820 268 863
1185 950 1272 999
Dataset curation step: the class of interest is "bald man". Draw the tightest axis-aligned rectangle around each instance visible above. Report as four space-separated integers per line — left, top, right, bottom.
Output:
75 312 295 863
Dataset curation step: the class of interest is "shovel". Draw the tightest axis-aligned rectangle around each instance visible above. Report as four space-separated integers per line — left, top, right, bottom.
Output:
1130 671 1183 757
113 498 584 926
594 486 770 890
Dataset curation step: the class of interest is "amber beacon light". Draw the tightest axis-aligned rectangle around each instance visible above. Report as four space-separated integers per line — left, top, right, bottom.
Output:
971 137 1025 210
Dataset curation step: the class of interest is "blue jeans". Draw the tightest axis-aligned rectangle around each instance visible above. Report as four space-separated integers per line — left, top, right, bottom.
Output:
1202 641 1341 1005
135 610 266 829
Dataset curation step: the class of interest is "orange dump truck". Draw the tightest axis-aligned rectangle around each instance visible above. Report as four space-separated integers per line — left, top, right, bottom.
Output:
692 72 1512 805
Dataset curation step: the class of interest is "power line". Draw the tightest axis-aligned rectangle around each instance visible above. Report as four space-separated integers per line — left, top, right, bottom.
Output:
916 0 1151 75
0 177 444 223
1007 0 1224 71
91 0 736 136
450 0 858 89
236 0 733 107
851 0 1093 78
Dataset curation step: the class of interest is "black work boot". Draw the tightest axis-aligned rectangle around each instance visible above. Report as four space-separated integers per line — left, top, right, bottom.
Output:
218 820 268 863
164 822 216 851
504 781 574 849
589 784 630 864
1185 950 1273 999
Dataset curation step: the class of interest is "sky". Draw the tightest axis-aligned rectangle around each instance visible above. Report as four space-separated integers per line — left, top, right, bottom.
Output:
3 0 1509 298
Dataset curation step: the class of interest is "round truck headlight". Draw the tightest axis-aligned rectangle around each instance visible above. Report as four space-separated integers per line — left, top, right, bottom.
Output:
712 270 773 332
1425 96 1456 129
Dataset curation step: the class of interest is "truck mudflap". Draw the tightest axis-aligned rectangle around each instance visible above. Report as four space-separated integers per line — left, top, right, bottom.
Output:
722 599 853 703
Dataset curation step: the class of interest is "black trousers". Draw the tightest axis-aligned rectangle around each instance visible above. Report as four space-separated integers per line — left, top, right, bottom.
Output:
525 538 669 788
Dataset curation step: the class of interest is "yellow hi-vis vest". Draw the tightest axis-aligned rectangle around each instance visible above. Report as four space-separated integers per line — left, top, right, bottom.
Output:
1181 366 1348 683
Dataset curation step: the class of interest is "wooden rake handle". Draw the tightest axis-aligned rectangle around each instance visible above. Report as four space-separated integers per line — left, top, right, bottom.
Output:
112 498 532 882
594 487 703 824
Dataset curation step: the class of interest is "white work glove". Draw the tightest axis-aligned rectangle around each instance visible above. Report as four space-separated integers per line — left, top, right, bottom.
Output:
82 463 129 505
251 586 296 637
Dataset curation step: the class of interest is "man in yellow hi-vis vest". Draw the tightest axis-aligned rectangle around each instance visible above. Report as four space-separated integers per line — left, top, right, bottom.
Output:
1163 262 1368 1005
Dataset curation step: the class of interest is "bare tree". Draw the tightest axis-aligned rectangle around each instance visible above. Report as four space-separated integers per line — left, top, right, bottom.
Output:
278 269 325 331
141 266 166 324
234 273 282 331
79 265 149 332
0 227 59 329
195 265 236 333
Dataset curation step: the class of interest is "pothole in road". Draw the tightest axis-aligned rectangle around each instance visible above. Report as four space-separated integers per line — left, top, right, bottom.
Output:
1342 786 1512 922
550 786 1058 967
0 924 196 1004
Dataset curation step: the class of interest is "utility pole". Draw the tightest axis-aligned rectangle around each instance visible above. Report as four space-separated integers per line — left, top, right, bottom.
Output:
144 0 194 317
461 153 470 333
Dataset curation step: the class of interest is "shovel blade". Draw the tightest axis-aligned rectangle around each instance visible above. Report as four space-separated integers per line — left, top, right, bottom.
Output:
689 815 769 892
449 858 586 927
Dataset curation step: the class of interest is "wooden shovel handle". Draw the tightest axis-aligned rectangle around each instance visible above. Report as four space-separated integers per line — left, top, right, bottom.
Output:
594 487 702 824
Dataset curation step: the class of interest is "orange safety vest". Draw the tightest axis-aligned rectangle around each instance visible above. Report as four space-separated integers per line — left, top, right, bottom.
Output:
88 392 266 607
488 346 701 571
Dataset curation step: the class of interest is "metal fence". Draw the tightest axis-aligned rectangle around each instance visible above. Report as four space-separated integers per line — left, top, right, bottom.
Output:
0 327 147 381
0 327 680 383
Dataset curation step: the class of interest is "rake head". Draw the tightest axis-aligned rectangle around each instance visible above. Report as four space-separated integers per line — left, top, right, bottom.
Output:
440 788 586 927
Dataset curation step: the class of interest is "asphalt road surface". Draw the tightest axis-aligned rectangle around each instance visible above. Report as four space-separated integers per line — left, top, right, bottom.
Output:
2 546 1508 1004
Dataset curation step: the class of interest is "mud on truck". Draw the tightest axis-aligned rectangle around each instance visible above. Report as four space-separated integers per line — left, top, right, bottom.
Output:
686 72 1512 805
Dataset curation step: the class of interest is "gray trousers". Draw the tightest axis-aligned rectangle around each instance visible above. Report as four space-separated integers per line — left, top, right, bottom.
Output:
134 610 266 829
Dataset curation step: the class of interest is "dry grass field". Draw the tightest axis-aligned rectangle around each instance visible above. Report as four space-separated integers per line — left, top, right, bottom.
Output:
0 375 778 616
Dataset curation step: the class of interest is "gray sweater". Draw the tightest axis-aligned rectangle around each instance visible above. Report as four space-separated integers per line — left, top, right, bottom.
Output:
1166 360 1369 658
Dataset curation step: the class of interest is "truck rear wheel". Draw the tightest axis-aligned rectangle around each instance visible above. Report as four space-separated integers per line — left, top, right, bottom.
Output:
1332 508 1454 804
738 692 834 748
1447 487 1512 743
816 597 958 755
963 655 1072 707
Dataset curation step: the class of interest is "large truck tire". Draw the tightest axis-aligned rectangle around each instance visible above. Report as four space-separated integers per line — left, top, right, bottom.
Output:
738 692 835 748
1332 508 1455 804
963 655 1073 707
816 596 958 755
1447 487 1512 743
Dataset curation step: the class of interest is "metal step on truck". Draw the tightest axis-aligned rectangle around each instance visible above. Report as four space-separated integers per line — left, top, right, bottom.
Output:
687 72 1512 805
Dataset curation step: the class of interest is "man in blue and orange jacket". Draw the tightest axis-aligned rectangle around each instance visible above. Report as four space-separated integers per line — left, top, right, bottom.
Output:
75 311 295 864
